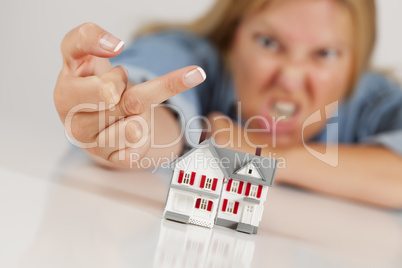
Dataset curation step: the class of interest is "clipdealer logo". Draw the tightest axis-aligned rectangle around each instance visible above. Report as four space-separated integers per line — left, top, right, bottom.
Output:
302 101 339 167
63 101 339 168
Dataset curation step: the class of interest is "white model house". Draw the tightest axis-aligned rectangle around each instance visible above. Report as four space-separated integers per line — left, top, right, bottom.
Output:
163 138 277 234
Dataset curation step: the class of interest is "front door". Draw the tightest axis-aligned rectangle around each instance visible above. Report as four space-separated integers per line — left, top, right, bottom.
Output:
173 194 193 214
242 205 254 225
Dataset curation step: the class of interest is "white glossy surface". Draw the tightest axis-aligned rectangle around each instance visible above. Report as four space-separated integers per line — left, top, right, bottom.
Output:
1 151 402 268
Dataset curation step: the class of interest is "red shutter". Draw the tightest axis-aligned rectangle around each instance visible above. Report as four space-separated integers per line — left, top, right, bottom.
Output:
238 181 244 194
245 183 251 196
212 178 218 191
190 172 196 185
226 179 232 191
222 199 228 211
178 170 184 183
195 198 201 209
207 201 213 211
200 175 206 188
234 202 239 214
257 185 263 198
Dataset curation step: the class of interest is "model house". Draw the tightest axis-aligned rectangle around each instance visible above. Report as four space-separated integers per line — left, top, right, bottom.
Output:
163 137 277 234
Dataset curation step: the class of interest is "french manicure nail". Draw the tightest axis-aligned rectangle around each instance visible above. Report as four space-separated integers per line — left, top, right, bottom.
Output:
184 67 207 87
99 33 124 52
127 121 142 141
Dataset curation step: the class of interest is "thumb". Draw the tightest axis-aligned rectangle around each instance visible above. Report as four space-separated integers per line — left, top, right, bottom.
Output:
61 22 124 66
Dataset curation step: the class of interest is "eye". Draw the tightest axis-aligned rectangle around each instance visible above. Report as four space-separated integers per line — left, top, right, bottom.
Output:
255 34 279 51
316 49 339 60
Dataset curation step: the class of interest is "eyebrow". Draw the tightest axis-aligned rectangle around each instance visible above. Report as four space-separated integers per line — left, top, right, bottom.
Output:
248 18 352 49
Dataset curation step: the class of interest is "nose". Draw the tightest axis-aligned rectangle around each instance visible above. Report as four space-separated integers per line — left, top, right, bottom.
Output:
275 61 307 93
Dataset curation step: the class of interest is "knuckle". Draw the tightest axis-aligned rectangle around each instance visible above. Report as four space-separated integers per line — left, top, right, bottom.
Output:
98 78 115 102
125 130 136 145
77 22 97 51
163 76 179 96
114 65 128 77
101 69 126 94
123 93 144 115
70 116 89 142
78 22 97 36
125 121 141 144
92 76 105 95
91 76 119 106
119 66 129 82
116 71 128 91
90 75 102 85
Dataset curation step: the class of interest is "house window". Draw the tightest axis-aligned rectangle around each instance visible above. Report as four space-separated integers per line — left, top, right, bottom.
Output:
200 176 218 191
248 168 252 174
247 205 254 213
180 171 196 185
205 178 213 190
195 198 213 212
249 185 258 198
200 199 208 210
226 201 234 213
226 179 243 194
230 181 239 193
183 173 191 185
246 184 263 198
221 199 239 214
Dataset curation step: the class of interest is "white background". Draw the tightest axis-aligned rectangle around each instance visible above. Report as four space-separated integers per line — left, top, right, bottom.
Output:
0 0 401 176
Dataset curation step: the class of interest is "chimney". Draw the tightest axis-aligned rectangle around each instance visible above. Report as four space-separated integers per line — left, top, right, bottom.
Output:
255 147 262 156
199 129 207 144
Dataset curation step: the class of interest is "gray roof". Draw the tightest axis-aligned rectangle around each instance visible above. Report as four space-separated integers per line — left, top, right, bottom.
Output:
170 138 277 187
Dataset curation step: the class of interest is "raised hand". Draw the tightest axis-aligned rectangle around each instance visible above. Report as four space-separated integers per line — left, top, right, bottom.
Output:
54 23 206 168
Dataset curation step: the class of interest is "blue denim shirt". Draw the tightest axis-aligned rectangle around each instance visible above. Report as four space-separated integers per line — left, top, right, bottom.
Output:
111 31 402 155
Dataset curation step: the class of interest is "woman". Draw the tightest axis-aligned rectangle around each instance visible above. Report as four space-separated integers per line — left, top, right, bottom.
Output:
54 0 402 208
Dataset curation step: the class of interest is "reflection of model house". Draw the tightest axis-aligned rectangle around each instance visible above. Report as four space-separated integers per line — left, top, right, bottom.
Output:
163 137 277 234
153 220 255 268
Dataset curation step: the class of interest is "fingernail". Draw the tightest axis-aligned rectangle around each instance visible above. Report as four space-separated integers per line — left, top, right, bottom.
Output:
127 121 142 142
103 82 120 105
135 127 142 141
184 67 206 87
99 33 124 52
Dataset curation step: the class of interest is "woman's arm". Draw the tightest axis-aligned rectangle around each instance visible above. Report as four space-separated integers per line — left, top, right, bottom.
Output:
208 112 402 209
276 144 402 209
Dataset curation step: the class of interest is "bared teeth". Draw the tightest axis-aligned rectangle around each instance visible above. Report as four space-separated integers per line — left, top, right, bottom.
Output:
273 101 296 118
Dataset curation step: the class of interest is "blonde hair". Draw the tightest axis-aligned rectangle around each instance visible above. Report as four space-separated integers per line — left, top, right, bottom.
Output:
141 0 377 92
